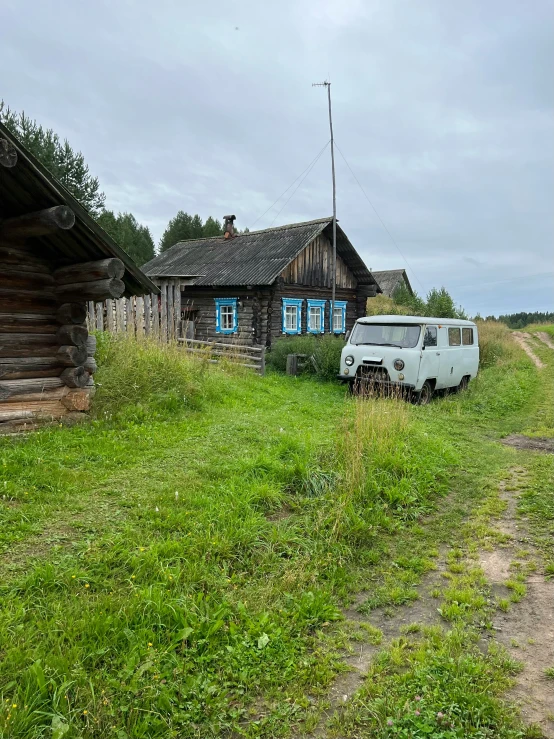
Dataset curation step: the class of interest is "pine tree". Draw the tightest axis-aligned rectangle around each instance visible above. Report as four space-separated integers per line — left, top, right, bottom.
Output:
0 101 106 216
191 214 204 239
425 287 459 318
159 211 196 252
97 210 155 266
202 216 223 237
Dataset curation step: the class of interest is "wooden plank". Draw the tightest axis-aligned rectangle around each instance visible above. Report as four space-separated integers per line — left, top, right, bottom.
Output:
105 299 114 332
116 297 125 333
152 292 159 339
167 282 174 341
0 399 68 420
181 347 262 362
174 284 181 339
135 296 144 338
0 377 64 401
143 294 151 336
96 302 103 331
178 338 263 352
160 281 168 342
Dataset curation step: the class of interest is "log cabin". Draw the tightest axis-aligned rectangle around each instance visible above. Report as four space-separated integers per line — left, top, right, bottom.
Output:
0 122 157 433
372 269 413 298
142 215 381 347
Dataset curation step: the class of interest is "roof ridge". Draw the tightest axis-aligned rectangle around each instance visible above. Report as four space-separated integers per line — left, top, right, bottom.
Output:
168 216 334 248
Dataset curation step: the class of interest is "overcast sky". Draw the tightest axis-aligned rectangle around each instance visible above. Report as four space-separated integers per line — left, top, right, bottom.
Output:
2 0 553 315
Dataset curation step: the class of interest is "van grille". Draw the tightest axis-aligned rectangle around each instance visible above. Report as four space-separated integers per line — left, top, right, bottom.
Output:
357 365 390 382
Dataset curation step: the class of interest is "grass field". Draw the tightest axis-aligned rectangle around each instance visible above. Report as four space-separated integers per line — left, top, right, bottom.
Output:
0 325 552 738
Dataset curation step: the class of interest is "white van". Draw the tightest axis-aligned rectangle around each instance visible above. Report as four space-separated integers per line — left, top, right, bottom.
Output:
339 315 479 403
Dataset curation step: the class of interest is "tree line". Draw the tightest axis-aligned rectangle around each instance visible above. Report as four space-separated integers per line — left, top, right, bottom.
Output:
478 311 554 328
0 103 226 266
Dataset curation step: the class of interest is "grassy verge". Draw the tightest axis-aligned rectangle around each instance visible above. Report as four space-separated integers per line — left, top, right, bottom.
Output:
0 332 547 738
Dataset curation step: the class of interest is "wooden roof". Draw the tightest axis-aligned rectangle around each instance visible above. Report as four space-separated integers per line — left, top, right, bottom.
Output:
372 269 413 297
0 121 157 296
143 217 378 288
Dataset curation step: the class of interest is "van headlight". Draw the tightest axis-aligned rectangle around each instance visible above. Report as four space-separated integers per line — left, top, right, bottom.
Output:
393 359 405 371
344 355 355 366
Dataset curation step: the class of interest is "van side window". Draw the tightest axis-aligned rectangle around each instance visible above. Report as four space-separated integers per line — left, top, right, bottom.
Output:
462 327 474 345
423 326 437 347
448 328 461 346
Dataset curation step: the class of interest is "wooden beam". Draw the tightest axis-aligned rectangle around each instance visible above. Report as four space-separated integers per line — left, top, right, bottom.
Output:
0 206 75 239
0 138 17 168
60 366 89 388
0 377 64 401
53 258 125 285
55 278 125 302
56 324 88 348
0 356 63 380
56 303 87 325
57 345 87 367
83 357 97 374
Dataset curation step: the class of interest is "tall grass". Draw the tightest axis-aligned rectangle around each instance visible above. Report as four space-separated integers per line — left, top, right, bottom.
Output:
475 320 518 368
266 334 345 380
93 333 216 421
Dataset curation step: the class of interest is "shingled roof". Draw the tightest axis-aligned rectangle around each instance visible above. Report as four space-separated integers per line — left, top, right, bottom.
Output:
372 269 413 297
0 121 157 296
142 217 378 288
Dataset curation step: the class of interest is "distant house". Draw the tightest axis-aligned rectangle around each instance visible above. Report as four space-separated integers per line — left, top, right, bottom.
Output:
372 269 413 298
142 216 381 347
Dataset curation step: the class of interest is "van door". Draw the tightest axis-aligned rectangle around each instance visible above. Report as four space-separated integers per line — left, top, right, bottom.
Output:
438 327 462 388
418 325 440 387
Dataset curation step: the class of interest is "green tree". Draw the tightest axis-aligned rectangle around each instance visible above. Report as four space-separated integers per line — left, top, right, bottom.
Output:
97 211 155 267
0 101 106 216
202 216 223 237
425 287 459 318
393 284 427 315
159 211 195 252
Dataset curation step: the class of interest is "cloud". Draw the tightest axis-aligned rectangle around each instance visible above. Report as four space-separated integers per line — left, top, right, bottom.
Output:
1 0 552 315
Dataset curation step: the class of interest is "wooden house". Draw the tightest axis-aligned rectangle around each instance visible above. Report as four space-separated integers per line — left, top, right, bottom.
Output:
372 269 413 298
142 216 380 347
0 122 157 433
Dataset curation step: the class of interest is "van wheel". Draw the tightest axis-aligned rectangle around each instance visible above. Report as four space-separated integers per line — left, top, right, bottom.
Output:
458 376 469 392
416 381 433 405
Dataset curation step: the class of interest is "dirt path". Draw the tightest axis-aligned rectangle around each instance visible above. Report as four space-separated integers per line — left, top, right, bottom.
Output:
512 331 545 368
535 331 554 351
479 468 554 738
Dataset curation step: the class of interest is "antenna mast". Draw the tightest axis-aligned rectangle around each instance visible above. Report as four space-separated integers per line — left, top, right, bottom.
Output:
313 81 337 333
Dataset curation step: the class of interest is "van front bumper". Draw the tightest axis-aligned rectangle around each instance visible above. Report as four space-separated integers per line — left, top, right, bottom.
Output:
337 375 416 391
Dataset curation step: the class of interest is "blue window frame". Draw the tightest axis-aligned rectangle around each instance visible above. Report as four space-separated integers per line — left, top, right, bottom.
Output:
215 298 238 334
282 298 303 334
307 299 326 334
331 300 347 333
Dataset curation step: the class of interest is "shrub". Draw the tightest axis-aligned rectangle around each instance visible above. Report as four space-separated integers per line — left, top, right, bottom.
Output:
266 334 345 380
476 320 517 368
92 334 215 421
365 294 412 316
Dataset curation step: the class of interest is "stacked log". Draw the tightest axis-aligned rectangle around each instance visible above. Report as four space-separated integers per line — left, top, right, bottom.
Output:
0 239 124 430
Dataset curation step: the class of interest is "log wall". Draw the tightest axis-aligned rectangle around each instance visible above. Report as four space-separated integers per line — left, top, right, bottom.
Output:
0 240 104 433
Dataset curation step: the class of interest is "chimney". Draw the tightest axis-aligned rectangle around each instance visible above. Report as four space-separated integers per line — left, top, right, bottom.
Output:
223 214 236 239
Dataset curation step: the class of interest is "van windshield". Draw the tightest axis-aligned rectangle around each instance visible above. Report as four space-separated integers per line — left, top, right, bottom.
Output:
350 323 421 348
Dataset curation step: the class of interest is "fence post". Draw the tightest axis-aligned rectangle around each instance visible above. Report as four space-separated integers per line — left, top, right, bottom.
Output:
167 282 174 342
96 302 103 331
260 346 266 376
116 298 125 333
143 295 151 337
174 282 181 339
152 291 159 339
160 282 168 341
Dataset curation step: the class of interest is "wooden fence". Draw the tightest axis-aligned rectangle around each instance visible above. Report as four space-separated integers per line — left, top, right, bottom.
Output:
178 338 266 375
86 283 181 341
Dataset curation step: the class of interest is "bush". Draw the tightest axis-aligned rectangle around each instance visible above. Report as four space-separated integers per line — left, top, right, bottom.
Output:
476 320 517 368
266 334 345 381
92 334 214 421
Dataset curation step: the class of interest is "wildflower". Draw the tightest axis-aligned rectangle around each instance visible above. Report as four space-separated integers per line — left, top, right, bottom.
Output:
437 712 444 721
72 575 76 579
140 547 145 552
415 710 420 716
85 584 90 589
83 710 88 715
148 642 153 647
415 696 421 701
12 704 17 709
131 575 135 579
386 718 393 726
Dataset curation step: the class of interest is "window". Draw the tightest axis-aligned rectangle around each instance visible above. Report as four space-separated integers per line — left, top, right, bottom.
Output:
423 326 437 347
282 298 303 334
214 298 238 334
462 327 474 345
332 301 347 333
448 327 461 346
307 299 326 334
351 323 421 348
